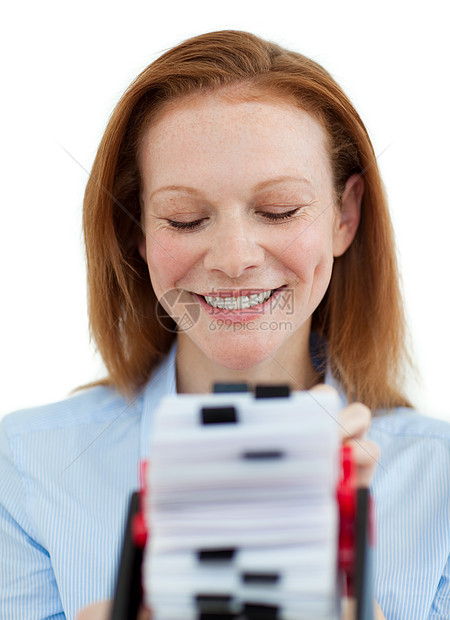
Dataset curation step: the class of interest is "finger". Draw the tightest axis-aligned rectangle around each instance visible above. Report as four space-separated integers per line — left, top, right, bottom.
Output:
341 596 356 620
309 383 337 395
75 601 112 620
138 607 153 620
339 402 371 440
346 438 381 487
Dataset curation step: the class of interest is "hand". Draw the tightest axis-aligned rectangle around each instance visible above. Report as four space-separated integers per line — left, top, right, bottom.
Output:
339 401 380 488
310 387 384 620
341 597 387 620
75 601 111 620
311 385 380 487
77 389 382 620
338 401 386 619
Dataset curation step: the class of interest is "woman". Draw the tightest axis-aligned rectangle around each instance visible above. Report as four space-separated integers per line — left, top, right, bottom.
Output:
1 31 448 620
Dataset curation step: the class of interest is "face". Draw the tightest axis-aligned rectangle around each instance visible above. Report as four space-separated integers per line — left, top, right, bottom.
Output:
138 92 360 371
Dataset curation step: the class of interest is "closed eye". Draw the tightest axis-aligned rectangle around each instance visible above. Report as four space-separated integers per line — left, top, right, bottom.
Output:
166 218 207 230
166 207 301 231
259 208 300 221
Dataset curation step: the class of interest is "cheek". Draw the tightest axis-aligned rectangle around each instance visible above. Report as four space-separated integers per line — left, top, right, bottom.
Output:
284 225 334 282
145 235 199 290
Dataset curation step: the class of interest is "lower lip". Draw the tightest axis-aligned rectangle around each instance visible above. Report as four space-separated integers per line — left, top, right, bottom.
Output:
193 287 286 323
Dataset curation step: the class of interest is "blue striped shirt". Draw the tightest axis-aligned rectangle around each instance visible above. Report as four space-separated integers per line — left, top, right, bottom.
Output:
1 344 449 619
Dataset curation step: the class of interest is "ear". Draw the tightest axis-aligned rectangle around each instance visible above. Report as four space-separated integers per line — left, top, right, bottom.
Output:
333 173 364 257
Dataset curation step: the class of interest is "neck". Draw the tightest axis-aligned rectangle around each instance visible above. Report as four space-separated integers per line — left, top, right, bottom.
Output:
175 329 321 394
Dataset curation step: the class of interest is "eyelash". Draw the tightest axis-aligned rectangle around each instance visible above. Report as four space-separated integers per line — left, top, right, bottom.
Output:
167 208 300 231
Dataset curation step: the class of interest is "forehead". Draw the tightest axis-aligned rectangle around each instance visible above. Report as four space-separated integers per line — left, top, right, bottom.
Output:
139 91 332 197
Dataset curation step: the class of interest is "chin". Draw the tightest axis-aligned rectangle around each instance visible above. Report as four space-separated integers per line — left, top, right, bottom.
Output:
201 333 283 371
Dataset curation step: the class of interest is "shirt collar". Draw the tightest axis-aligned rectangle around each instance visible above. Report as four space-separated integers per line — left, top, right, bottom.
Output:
139 341 177 460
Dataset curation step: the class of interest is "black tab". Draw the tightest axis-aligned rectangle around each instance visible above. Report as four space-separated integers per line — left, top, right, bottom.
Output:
241 572 280 585
254 384 290 398
195 594 234 614
242 603 280 619
213 382 249 393
242 450 284 460
201 406 237 425
198 614 237 620
197 548 236 562
196 594 233 604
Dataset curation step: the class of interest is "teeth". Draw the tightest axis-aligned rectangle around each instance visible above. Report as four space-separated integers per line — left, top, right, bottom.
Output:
203 289 273 310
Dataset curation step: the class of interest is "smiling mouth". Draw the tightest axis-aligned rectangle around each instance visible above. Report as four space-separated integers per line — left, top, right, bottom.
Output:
198 287 284 310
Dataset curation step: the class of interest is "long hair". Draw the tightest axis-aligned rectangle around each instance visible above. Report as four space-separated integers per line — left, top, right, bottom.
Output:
81 30 413 409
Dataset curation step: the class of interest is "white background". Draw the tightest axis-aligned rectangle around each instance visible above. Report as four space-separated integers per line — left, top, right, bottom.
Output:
1 0 449 421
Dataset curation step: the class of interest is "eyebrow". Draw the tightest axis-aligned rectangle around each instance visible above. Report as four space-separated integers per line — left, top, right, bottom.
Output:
148 176 313 201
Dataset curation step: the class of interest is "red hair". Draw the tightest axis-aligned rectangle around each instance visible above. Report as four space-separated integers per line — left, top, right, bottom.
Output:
81 30 413 410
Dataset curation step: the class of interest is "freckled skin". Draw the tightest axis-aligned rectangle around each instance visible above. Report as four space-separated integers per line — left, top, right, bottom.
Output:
138 92 359 392
78 97 382 620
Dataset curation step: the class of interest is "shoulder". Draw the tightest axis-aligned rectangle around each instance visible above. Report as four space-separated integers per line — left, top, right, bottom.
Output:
369 409 450 512
369 409 450 617
1 384 142 440
1 343 178 440
0 385 144 489
369 407 450 475
0 385 146 619
369 407 450 531
370 407 450 441
0 383 146 533
372 407 450 441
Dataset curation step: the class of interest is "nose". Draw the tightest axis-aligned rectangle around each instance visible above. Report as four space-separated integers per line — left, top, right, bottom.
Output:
203 214 265 279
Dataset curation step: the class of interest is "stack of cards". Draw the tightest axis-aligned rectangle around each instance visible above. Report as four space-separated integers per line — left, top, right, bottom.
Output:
143 388 342 620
